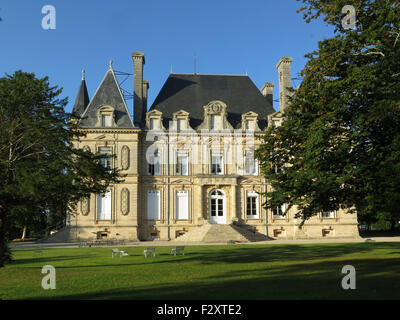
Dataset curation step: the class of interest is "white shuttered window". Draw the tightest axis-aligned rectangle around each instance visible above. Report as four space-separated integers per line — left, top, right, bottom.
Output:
176 191 189 220
147 190 160 220
97 190 112 220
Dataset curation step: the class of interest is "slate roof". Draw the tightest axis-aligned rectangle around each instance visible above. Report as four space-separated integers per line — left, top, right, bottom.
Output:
72 78 90 117
150 74 275 129
79 67 134 128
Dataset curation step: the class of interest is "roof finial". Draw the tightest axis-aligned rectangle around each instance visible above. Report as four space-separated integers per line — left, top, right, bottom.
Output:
81 69 85 81
109 58 113 69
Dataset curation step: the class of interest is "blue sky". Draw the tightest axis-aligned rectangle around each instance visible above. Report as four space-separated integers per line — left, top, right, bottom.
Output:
0 0 335 113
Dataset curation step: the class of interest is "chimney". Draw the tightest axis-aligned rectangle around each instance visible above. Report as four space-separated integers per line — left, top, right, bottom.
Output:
132 51 145 127
276 56 293 113
142 79 149 111
261 82 274 106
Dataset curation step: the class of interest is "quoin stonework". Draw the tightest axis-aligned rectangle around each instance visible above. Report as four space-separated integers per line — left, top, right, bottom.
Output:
65 52 359 242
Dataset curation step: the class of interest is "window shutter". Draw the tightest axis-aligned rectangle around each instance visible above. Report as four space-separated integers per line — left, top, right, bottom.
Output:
176 191 189 220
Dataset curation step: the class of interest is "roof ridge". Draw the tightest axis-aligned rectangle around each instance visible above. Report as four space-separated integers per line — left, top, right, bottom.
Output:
170 73 248 77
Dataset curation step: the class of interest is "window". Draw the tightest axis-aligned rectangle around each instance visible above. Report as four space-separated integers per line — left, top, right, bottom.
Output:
244 150 258 175
245 120 254 131
211 150 224 175
177 119 185 131
322 211 335 218
101 115 112 127
147 190 160 220
98 147 113 170
210 190 224 218
97 190 112 220
246 191 259 218
273 204 287 219
210 114 221 130
176 151 188 175
148 149 160 175
273 163 282 174
149 118 159 130
176 191 189 220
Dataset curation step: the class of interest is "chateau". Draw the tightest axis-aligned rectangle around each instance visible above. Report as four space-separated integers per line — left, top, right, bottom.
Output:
67 52 359 242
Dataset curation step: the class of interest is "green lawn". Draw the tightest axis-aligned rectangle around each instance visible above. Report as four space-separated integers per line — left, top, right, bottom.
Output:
1 242 399 300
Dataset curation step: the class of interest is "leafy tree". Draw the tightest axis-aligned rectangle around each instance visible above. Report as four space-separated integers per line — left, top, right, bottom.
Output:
0 71 123 267
256 0 400 229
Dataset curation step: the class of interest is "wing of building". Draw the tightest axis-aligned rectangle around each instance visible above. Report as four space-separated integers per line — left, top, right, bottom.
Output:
66 52 359 242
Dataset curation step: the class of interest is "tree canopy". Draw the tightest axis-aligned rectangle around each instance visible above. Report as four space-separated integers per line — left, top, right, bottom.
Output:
0 71 123 266
256 0 400 229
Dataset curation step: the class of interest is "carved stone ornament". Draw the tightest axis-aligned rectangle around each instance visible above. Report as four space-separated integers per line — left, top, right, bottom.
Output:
121 188 129 215
81 197 90 216
83 145 91 152
121 145 130 170
207 101 224 114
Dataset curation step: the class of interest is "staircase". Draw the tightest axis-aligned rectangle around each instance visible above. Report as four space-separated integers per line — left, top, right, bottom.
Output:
35 220 71 243
173 224 268 243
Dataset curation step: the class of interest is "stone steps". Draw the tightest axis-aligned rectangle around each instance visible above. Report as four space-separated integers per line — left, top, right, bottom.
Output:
173 224 268 243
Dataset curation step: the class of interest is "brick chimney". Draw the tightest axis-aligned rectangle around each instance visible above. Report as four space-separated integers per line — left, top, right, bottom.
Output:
276 56 293 113
132 52 145 127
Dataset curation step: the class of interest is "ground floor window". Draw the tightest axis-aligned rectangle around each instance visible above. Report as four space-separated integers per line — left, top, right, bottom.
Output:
322 211 335 218
273 204 287 219
246 191 259 218
97 190 112 220
176 190 189 220
147 190 160 220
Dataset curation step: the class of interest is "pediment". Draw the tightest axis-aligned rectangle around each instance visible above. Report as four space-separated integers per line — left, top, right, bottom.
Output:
170 178 192 185
173 109 189 117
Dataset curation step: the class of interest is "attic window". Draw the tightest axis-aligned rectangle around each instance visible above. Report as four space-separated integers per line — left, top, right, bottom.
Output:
245 120 254 131
177 119 185 130
102 115 111 127
210 114 221 130
149 118 159 130
98 106 114 127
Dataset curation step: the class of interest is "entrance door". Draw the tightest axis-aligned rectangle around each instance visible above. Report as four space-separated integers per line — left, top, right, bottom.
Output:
209 189 226 224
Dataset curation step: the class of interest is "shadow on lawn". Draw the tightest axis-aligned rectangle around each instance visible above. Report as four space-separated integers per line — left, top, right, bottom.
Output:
26 256 400 300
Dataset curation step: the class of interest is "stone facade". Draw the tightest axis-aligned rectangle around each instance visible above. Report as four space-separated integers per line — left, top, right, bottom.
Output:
67 53 360 242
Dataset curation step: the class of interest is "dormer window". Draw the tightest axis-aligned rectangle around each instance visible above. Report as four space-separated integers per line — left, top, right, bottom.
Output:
210 114 222 130
98 105 115 128
245 120 254 131
146 110 164 131
242 111 259 131
149 118 157 130
177 119 185 131
102 115 111 127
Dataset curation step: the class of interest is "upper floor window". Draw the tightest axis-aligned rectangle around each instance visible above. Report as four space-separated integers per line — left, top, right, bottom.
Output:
98 147 113 169
176 151 188 176
148 149 160 175
244 150 258 175
211 150 224 175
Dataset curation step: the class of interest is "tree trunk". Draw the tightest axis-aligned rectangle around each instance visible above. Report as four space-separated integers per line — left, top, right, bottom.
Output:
0 213 12 268
21 226 27 239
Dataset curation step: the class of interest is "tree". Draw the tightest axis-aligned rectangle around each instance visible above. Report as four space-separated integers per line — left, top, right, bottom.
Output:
256 0 400 229
0 71 123 267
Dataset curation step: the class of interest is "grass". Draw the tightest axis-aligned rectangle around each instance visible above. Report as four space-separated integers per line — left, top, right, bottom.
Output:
0 242 399 300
